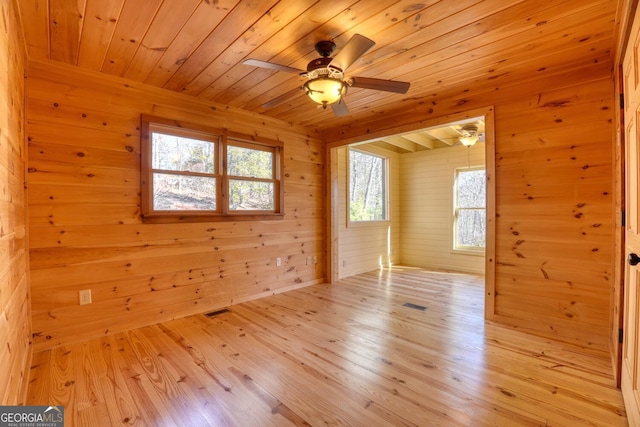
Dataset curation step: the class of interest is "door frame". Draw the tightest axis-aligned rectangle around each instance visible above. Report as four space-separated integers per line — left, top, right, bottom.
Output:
616 2 640 424
612 0 639 386
324 105 496 319
613 62 626 387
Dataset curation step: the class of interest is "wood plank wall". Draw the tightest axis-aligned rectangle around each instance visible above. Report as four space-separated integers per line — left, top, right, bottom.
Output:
336 145 400 279
0 0 30 405
323 64 616 356
400 143 486 275
26 60 325 352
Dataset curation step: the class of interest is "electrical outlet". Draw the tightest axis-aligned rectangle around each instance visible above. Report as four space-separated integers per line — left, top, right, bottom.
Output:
342 259 347 267
79 289 92 305
313 255 317 264
276 257 282 267
306 256 312 265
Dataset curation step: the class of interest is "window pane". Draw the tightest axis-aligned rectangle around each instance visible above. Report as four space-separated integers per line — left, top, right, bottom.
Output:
227 145 273 179
229 179 274 210
349 150 386 221
457 209 486 247
152 133 215 173
153 173 216 210
458 169 486 208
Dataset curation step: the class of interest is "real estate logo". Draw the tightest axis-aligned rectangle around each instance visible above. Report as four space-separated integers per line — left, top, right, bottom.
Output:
0 406 63 427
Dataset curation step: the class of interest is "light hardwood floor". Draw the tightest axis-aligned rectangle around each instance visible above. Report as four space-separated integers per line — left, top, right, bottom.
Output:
27 267 627 426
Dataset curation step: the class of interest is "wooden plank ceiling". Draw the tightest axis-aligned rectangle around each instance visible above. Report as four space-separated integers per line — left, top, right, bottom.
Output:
17 0 617 134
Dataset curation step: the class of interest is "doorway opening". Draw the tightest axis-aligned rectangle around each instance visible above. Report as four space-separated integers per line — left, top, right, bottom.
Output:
326 107 496 318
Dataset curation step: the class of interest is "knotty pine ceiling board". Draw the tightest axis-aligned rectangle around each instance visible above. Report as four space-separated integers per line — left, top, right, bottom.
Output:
17 0 618 133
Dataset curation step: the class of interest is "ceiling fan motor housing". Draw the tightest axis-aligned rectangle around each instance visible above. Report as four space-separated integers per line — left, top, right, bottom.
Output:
307 56 334 72
461 123 479 136
314 40 336 57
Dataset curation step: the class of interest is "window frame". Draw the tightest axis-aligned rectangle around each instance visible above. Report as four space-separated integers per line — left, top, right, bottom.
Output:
141 115 284 223
453 165 486 254
347 147 390 225
226 138 280 213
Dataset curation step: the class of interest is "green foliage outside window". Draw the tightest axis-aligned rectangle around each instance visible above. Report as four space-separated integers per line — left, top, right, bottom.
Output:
455 168 486 249
349 149 387 222
143 117 281 219
228 144 275 210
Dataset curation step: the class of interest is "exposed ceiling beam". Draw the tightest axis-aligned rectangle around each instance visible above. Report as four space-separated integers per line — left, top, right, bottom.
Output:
381 136 417 152
424 128 459 146
403 133 436 149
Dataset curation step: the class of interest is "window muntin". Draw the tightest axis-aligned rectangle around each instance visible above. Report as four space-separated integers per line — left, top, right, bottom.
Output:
141 116 283 221
349 149 388 222
454 167 486 250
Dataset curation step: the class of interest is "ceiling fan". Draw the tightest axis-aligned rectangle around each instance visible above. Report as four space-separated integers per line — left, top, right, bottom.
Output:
457 123 483 146
242 34 411 117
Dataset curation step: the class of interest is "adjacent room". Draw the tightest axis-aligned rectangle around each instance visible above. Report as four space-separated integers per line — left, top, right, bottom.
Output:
333 117 487 280
2 0 640 425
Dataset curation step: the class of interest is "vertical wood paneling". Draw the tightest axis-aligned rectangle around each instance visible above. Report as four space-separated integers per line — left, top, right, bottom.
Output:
100 0 163 77
400 143 486 274
1 0 30 405
336 145 400 279
162 0 280 93
26 59 325 352
323 70 615 356
15 0 49 59
188 0 319 99
122 0 201 82
142 0 241 88
76 0 124 69
48 0 85 64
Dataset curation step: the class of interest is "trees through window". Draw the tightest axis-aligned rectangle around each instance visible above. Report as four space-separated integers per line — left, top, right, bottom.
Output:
151 130 219 211
349 149 388 222
227 142 276 211
141 116 283 221
454 167 486 250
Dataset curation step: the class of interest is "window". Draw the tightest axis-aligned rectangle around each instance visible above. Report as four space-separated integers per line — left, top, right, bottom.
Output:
349 149 388 222
454 167 486 251
227 142 277 211
141 116 283 221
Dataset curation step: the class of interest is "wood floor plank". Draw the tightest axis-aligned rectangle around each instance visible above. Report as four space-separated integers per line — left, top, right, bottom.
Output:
151 321 285 426
91 336 146 426
49 346 77 426
27 349 51 406
108 333 173 426
140 325 238 426
230 290 554 425
26 267 627 426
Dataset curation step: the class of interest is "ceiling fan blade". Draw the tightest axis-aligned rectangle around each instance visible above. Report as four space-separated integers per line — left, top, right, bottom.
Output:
262 87 303 109
243 59 304 74
331 99 349 117
329 34 375 72
349 76 410 94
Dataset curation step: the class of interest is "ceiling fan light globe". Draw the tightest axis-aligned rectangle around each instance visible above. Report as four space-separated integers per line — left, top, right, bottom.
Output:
460 136 479 147
304 77 347 106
